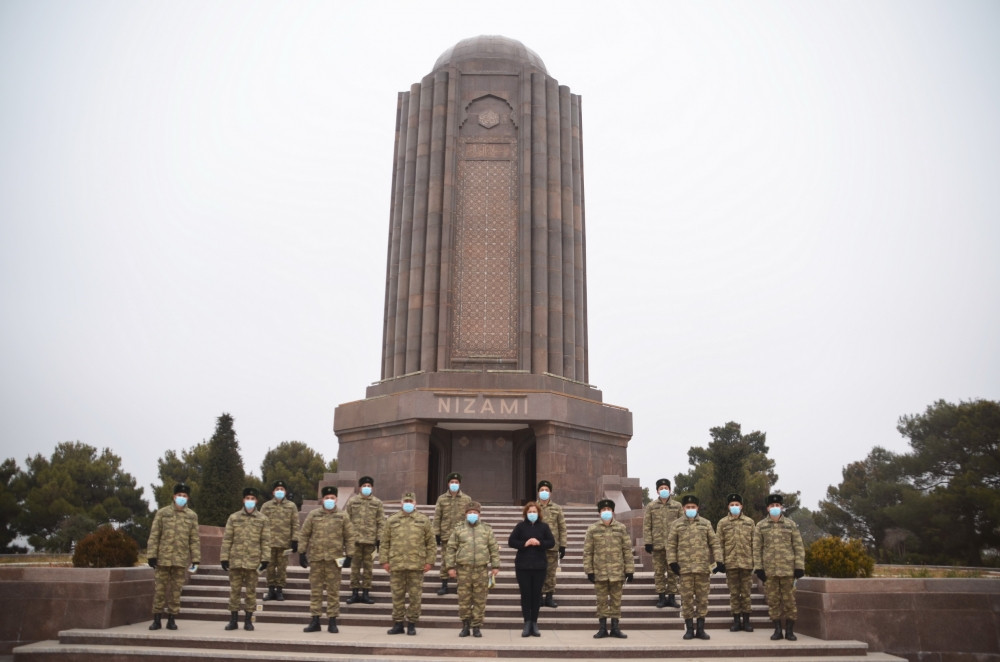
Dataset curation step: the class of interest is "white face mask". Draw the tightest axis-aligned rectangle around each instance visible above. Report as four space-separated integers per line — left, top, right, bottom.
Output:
361 486 372 497
538 490 550 500
244 499 256 511
323 498 336 511
402 502 415 513
273 490 285 500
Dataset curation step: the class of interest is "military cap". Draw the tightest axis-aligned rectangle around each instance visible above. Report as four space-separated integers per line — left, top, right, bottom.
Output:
271 480 286 490
681 495 699 506
597 498 615 512
243 487 259 498
766 493 783 505
358 476 374 486
321 486 338 497
447 472 462 482
401 491 416 502
173 483 190 495
465 501 482 513
537 480 553 491
656 478 671 489
727 493 743 504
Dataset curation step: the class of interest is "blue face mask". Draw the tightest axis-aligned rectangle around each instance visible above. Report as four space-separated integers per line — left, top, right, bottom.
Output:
600 510 613 522
659 489 670 499
323 498 336 511
538 490 550 501
449 483 460 493
273 490 285 500
466 513 479 525
685 508 698 519
244 500 256 511
729 505 742 516
527 512 538 523
174 496 187 508
402 502 415 513
769 506 782 518
361 486 372 497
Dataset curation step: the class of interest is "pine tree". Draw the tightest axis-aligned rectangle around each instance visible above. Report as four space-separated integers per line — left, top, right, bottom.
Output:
199 414 246 526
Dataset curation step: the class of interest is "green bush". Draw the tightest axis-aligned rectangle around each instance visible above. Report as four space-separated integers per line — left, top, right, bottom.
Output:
805 537 875 578
72 524 139 568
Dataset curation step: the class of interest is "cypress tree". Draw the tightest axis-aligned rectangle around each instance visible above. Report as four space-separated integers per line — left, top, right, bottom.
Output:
199 413 246 526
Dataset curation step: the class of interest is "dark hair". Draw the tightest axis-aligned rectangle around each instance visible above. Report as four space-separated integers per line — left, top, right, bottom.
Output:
522 501 542 520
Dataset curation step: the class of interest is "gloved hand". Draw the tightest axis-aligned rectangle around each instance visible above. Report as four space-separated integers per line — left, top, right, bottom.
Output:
669 562 680 575
299 553 309 568
587 573 595 583
342 556 352 569
257 561 269 573
794 568 805 579
436 535 442 545
625 572 634 583
221 560 229 571
713 562 726 574
147 558 157 569
375 540 380 552
558 546 566 560
290 541 298 553
644 543 653 553
754 569 767 583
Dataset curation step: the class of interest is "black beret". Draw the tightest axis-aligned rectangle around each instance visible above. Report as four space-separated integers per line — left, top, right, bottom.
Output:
359 476 374 486
727 493 743 504
173 483 190 495
271 480 286 490
537 480 553 491
597 499 615 512
767 493 783 505
656 478 671 489
243 487 259 498
447 472 462 482
321 486 338 497
681 495 699 506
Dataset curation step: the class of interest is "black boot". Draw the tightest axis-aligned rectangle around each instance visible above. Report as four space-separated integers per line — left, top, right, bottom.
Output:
695 616 710 640
263 586 277 601
665 593 680 608
225 611 239 631
771 619 784 640
148 614 162 630
530 620 540 637
361 588 375 604
304 616 321 632
521 620 532 637
437 580 449 595
683 618 695 640
327 617 338 633
742 612 754 632
459 620 470 637
594 617 608 639
543 592 558 608
243 612 254 631
346 588 360 604
472 626 482 638
407 622 416 635
656 592 668 608
730 613 743 632
165 614 177 630
610 618 627 639
275 587 284 601
785 619 797 641
387 621 405 635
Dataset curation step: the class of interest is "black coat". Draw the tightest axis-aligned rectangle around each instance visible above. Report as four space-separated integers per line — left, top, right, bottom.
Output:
508 519 555 571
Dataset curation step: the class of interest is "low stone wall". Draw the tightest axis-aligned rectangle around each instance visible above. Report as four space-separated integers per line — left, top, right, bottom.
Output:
796 577 1000 662
0 566 153 654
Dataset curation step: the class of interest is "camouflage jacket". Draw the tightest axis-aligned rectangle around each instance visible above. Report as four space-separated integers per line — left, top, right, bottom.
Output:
345 494 385 546
445 520 500 570
221 509 270 569
538 499 567 548
753 515 805 577
667 515 722 573
147 505 200 567
643 498 683 550
716 513 756 569
583 520 635 582
259 498 299 548
298 507 355 562
382 509 436 570
433 491 472 541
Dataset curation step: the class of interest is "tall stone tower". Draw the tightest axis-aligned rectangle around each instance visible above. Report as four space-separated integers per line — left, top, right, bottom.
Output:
334 36 635 506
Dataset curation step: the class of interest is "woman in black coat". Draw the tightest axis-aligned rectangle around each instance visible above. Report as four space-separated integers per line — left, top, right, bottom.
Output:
508 501 556 637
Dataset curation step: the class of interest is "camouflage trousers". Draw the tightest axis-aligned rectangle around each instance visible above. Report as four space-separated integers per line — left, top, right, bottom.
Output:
152 566 187 614
726 567 754 613
349 542 376 589
764 575 797 621
679 572 710 620
438 536 452 580
593 580 624 619
455 564 490 626
389 568 424 623
308 560 342 617
542 548 559 594
228 568 260 612
266 547 288 588
652 549 679 593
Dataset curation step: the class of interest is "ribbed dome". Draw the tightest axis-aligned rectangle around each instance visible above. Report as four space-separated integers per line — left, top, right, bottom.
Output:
433 35 547 74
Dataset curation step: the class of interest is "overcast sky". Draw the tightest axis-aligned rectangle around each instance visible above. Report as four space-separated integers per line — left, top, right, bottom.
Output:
1 1 998 512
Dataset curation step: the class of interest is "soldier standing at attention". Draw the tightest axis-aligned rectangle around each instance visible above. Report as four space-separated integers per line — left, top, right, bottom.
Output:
220 487 270 632
382 491 436 636
716 492 755 632
536 480 567 609
147 483 200 631
299 486 355 634
445 501 500 638
753 493 805 641
643 478 683 608
583 499 634 640
260 479 299 602
345 475 385 605
433 472 472 595
667 495 724 641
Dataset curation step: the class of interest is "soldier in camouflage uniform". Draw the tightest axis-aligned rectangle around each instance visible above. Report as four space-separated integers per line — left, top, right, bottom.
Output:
716 492 756 632
299 485 355 634
445 501 500 638
345 475 385 605
260 479 299 602
667 495 724 641
382 491 436 636
753 493 805 641
433 471 472 595
643 477 683 608
583 499 634 639
220 487 270 632
147 483 200 631
536 480 566 608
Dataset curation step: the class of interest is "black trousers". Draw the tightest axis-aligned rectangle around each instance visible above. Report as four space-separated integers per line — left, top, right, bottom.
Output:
515 568 546 621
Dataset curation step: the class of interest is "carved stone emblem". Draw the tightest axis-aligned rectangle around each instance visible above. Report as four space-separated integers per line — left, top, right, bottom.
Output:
478 110 500 129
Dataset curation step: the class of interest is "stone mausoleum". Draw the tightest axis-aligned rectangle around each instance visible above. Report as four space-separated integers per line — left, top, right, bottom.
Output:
333 36 635 506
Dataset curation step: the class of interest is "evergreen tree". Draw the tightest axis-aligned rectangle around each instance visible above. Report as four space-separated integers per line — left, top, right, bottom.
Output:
198 414 246 527
260 441 330 507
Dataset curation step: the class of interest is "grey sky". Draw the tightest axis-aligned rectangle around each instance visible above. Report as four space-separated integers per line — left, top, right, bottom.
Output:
1 1 998 511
